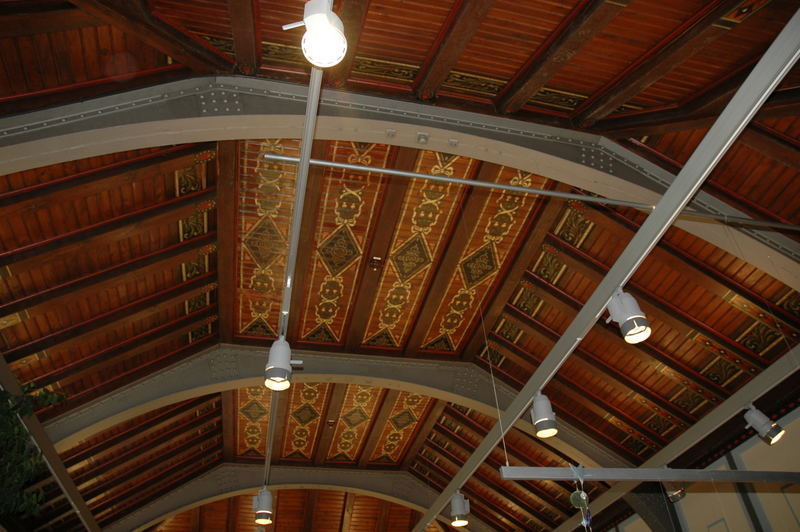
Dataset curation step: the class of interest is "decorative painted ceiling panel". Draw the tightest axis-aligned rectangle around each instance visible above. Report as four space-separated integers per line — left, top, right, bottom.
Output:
360 151 476 349
235 386 273 457
281 382 331 461
325 385 383 462
418 167 547 353
367 391 433 465
237 139 299 338
298 142 392 345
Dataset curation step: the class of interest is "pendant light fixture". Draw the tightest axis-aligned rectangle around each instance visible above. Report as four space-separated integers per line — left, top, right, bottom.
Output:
264 336 302 391
606 289 651 344
531 391 558 438
282 0 347 68
450 491 470 527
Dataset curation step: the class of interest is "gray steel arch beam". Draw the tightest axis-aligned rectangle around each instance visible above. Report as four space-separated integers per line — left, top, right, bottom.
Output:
0 76 796 288
44 344 628 469
102 463 495 532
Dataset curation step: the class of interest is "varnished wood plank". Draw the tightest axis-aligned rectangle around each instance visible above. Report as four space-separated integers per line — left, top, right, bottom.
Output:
326 0 371 87
0 232 215 325
498 0 628 114
404 161 493 355
226 0 260 74
314 384 349 465
69 0 231 73
400 400 444 470
550 235 768 370
62 396 211 466
3 271 215 362
0 187 215 272
345 147 417 351
0 7 102 37
575 0 743 125
357 389 399 467
221 390 237 461
461 183 564 361
215 141 238 343
339 492 355 532
414 0 495 100
739 124 800 171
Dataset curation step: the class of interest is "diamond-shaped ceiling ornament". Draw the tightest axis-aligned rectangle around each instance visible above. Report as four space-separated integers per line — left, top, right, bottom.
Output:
244 217 284 267
391 234 432 281
460 243 497 287
291 404 320 426
390 409 417 431
342 407 369 428
318 226 361 276
241 400 268 423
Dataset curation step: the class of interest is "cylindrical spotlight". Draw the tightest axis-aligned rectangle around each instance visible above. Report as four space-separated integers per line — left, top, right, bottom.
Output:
531 391 558 438
744 405 785 445
265 336 292 391
607 290 651 344
663 481 686 503
254 487 273 525
450 491 470 527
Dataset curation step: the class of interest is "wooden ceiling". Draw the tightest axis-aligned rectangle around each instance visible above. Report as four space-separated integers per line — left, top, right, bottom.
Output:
0 0 798 530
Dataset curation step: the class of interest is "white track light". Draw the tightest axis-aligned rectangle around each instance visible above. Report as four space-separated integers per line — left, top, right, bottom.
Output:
606 289 651 344
283 0 347 68
450 491 470 527
531 391 558 438
744 405 785 445
264 336 302 391
254 487 273 525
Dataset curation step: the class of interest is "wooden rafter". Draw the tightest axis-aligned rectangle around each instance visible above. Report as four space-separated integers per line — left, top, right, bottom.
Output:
739 124 800 171
327 0 371 87
345 147 417 351
357 389 400 467
400 400 445 470
69 0 232 73
216 141 238 343
339 491 355 532
461 183 564 360
221 390 237 461
225 496 238 532
497 0 629 114
414 0 496 100
226 0 261 74
574 0 743 125
313 384 348 465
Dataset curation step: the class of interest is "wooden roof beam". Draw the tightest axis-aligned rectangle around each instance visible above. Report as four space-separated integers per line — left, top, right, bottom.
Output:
357 389 400 467
575 0 743 125
327 0 371 87
549 235 770 370
226 0 260 74
0 6 102 37
596 86 800 138
497 0 628 114
414 0 496 100
3 271 215 362
215 142 238 343
739 123 800 171
69 0 232 73
400 400 445 470
313 384 349 465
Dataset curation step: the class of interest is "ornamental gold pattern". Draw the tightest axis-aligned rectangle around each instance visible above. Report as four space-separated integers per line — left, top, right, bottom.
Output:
238 139 298 337
236 387 272 457
325 385 381 462
282 383 330 460
368 392 432 464
300 142 389 343
420 168 546 351
362 151 472 348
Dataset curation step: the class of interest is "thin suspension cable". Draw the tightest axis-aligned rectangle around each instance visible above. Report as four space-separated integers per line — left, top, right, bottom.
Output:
262 153 800 232
262 390 281 486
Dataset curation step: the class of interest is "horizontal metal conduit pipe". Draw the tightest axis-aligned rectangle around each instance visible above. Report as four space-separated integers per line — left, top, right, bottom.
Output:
263 153 800 232
500 466 800 484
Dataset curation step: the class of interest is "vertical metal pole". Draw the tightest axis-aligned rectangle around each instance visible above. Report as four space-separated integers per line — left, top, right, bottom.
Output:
410 8 800 531
278 67 324 337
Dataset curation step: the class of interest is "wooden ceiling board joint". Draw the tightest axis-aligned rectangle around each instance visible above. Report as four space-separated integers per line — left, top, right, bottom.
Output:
461 182 564 362
69 0 232 73
498 0 629 114
574 0 745 125
344 146 417 351
326 0 371 87
414 0 496 100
